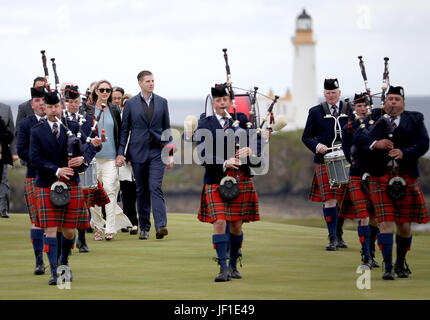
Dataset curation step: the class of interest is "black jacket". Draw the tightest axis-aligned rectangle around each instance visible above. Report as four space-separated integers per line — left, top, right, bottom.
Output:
0 116 15 165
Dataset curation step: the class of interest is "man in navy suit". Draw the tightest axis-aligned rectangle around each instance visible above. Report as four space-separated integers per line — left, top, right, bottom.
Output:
302 78 350 251
116 70 174 240
353 86 429 280
16 86 47 275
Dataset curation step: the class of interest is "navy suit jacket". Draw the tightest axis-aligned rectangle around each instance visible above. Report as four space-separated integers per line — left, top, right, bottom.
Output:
302 101 350 163
17 115 40 178
353 110 429 177
118 93 173 163
29 119 97 188
195 112 262 185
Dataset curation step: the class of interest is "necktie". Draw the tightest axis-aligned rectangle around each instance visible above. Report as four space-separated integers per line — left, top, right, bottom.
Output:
331 105 339 117
52 122 59 139
38 118 45 123
71 113 76 121
390 116 397 129
222 116 229 130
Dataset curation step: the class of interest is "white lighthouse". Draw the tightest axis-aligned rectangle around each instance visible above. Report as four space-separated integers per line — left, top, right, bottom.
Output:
290 9 317 130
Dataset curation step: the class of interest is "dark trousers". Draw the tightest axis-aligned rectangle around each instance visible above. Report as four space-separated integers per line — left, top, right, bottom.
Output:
120 180 138 226
131 148 167 231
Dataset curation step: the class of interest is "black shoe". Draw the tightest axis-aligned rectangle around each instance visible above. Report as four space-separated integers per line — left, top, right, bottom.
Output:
325 237 337 251
86 227 94 233
139 230 149 240
229 266 242 279
77 239 90 253
336 236 348 248
156 227 168 239
121 228 129 233
214 268 232 282
0 211 9 218
394 261 412 278
34 263 45 275
360 250 373 269
48 273 58 285
130 227 138 235
370 258 380 268
382 265 395 280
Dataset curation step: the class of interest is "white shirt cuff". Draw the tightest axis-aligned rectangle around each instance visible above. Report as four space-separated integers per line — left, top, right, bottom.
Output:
369 141 377 150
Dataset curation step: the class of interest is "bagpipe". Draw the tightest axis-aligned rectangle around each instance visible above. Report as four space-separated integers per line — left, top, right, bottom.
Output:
184 48 287 141
355 56 406 200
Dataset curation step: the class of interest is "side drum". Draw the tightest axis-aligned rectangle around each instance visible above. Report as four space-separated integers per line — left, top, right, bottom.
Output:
79 159 98 189
324 150 350 188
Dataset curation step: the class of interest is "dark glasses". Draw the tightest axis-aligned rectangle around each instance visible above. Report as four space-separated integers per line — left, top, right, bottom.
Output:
98 88 112 93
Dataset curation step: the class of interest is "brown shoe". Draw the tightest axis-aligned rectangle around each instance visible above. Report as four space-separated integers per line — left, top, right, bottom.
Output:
156 227 168 239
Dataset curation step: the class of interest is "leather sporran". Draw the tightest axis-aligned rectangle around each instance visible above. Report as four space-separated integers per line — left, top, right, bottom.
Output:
219 176 240 202
50 181 71 207
387 176 407 201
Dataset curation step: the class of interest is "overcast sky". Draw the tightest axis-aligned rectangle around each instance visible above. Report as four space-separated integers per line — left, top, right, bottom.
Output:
0 0 429 100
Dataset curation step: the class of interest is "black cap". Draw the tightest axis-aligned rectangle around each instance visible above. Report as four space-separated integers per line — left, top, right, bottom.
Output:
65 85 80 99
44 89 60 105
31 87 44 98
387 85 405 99
353 93 366 104
211 83 229 98
324 78 339 90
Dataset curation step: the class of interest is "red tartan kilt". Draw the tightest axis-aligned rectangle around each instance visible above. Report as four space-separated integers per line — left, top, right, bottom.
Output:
198 170 260 223
34 181 90 230
82 180 110 208
309 163 346 202
368 168 429 224
24 178 38 225
340 176 375 220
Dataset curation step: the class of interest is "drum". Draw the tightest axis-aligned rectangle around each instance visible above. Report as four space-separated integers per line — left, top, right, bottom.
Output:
324 149 350 188
79 159 98 189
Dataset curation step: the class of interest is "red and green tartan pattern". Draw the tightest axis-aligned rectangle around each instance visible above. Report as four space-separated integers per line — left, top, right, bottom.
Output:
81 180 110 208
340 176 375 220
308 163 346 202
198 171 260 223
368 168 429 224
34 181 90 230
24 178 38 224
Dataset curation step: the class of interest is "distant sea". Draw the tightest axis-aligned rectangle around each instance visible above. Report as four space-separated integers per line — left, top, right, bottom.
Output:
4 96 429 126
3 96 430 156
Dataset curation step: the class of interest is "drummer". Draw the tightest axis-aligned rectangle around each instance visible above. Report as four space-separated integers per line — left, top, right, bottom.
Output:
340 93 379 268
64 84 110 252
353 86 429 280
302 78 350 251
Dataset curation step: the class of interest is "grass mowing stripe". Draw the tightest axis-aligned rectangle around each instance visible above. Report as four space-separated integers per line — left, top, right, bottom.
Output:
0 214 429 299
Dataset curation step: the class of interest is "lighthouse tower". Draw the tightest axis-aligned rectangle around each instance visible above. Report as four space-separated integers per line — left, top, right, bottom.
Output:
291 9 317 130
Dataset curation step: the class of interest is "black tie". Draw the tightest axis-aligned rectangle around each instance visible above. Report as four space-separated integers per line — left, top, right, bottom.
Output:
331 105 339 117
222 116 229 130
390 116 397 129
38 118 45 123
52 122 59 139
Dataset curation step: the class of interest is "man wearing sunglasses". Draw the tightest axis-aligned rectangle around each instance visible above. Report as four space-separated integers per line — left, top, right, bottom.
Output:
116 70 174 240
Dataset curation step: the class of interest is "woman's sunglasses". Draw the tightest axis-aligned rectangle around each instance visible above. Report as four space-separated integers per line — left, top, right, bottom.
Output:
98 88 112 93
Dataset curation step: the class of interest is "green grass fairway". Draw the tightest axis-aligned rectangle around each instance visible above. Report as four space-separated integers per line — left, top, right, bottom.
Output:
1 214 429 300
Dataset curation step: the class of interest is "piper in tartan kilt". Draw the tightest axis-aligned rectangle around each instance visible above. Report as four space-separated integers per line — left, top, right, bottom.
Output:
302 78 350 251
196 83 261 282
354 86 429 280
64 84 109 253
29 89 100 285
16 86 47 276
340 93 380 268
